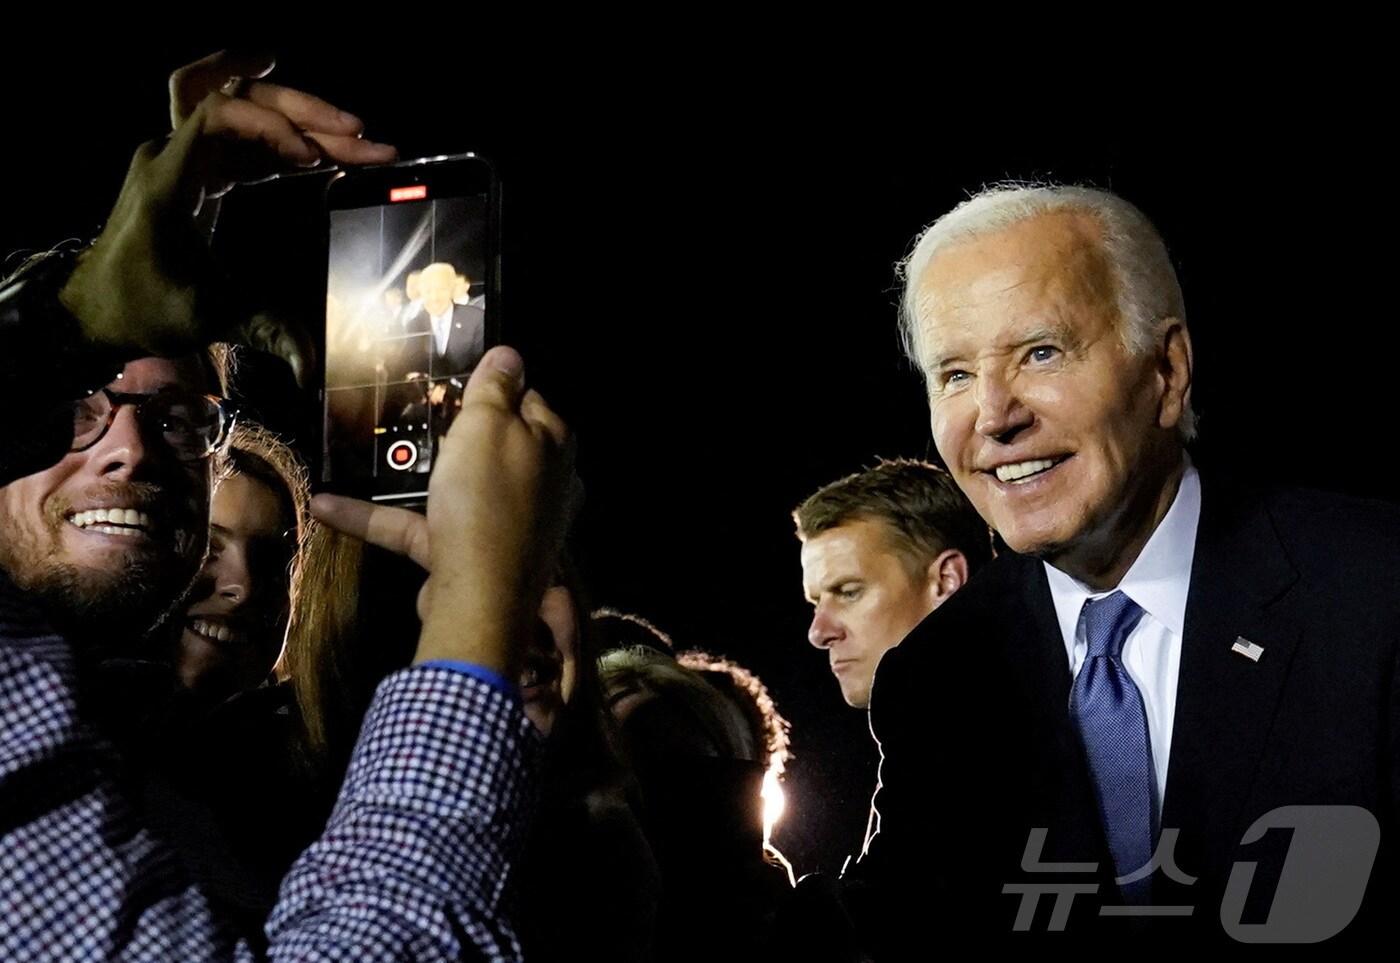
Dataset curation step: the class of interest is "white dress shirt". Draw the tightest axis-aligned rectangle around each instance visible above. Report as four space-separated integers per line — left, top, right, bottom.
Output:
1043 461 1201 814
430 308 454 356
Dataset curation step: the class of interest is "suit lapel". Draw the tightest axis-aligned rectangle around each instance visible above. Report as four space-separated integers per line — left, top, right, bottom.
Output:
1018 558 1074 721
1160 480 1302 886
1003 556 1114 870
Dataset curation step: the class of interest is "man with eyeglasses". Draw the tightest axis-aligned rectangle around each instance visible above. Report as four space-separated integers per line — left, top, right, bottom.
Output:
0 52 575 962
0 359 234 643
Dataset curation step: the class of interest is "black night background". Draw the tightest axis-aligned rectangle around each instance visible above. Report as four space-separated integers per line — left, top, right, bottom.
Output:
3 37 1391 877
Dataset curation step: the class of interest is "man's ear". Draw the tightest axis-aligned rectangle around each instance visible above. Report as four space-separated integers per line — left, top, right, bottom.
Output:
925 548 969 610
1156 318 1194 432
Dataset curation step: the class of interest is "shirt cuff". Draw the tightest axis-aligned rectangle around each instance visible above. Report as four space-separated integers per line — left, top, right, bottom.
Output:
419 659 519 698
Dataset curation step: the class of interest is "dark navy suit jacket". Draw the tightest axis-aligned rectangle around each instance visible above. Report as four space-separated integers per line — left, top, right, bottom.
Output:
851 478 1400 950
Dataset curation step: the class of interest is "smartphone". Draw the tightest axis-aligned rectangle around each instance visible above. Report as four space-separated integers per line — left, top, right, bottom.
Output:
318 154 501 507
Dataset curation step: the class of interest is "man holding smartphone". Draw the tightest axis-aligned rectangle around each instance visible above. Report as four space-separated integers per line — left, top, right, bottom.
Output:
0 51 569 961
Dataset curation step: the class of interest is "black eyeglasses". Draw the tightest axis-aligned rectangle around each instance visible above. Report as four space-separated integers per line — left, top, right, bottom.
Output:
70 386 237 462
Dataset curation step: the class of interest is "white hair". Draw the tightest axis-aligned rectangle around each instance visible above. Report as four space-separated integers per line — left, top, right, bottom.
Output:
896 183 1194 439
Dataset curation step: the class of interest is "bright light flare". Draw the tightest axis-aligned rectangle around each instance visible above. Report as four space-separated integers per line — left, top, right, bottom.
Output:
762 767 786 840
761 767 796 887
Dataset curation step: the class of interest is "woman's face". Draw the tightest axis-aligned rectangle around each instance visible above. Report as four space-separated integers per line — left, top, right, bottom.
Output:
521 585 580 735
176 472 295 702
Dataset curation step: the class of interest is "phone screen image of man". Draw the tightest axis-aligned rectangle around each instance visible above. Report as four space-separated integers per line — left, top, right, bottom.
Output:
323 194 487 501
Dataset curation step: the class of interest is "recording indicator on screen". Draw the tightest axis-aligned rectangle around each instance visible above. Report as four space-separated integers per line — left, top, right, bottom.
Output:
386 440 419 471
390 185 428 202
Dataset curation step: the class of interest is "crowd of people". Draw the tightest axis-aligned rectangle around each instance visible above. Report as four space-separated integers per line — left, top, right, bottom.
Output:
3 49 1399 961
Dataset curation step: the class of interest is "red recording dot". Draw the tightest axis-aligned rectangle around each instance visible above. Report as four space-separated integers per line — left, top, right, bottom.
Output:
387 440 418 470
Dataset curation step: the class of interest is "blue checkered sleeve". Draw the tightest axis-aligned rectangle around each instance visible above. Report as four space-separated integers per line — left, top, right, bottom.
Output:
267 665 540 961
0 598 540 962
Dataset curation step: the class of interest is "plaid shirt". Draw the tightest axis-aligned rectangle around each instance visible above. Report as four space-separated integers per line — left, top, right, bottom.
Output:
0 577 540 961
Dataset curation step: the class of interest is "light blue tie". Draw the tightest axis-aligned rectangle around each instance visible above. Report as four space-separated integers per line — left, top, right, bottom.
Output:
1070 590 1154 903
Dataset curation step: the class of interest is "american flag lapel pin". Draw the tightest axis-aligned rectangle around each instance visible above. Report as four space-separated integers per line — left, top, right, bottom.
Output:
1231 636 1265 662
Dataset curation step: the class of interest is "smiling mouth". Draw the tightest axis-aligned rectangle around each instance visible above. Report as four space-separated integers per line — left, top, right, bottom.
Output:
185 617 245 647
67 507 155 538
990 456 1070 485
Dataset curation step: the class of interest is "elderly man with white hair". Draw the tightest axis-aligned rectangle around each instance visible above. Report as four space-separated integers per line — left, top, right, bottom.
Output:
404 261 486 377
840 184 1400 949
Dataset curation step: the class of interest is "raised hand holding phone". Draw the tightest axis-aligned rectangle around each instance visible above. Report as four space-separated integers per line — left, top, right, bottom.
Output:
312 346 575 679
59 50 397 372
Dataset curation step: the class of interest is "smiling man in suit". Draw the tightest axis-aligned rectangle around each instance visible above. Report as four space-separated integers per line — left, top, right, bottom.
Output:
404 262 486 378
846 184 1400 949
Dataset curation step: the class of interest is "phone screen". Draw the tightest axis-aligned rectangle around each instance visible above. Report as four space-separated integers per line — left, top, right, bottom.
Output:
322 157 497 505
